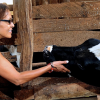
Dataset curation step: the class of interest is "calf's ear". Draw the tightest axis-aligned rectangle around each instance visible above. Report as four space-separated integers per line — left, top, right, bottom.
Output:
46 45 53 52
43 47 56 64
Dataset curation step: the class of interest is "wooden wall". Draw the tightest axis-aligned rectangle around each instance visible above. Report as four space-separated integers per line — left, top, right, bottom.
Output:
30 1 100 100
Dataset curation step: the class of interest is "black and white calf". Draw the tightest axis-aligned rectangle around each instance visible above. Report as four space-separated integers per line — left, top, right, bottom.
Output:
43 38 100 86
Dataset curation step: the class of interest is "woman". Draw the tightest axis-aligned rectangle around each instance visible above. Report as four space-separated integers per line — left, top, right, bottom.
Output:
0 3 70 85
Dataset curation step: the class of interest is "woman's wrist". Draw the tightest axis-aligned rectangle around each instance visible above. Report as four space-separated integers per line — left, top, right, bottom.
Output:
47 62 57 73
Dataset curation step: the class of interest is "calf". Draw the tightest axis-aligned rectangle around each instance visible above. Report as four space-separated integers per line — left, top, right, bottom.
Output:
43 38 100 86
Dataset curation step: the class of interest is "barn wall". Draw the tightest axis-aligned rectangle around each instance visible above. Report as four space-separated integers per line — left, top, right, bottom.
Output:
31 1 100 100
16 1 100 52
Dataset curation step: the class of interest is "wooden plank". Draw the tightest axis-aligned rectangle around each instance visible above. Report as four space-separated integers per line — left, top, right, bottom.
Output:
18 0 33 73
13 0 19 24
14 88 34 100
32 62 46 67
63 96 97 100
32 2 100 19
49 0 58 4
15 33 22 45
32 0 36 6
40 0 49 5
32 0 100 6
17 17 100 45
33 17 100 33
31 77 99 100
15 31 100 52
60 0 70 2
17 45 22 53
33 31 100 52
69 0 100 2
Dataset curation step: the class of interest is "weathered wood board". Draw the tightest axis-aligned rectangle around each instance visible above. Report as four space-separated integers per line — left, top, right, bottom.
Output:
31 77 100 100
33 17 100 33
32 0 100 6
13 0 19 24
14 88 34 100
18 0 33 72
16 31 100 52
33 31 100 52
32 2 100 19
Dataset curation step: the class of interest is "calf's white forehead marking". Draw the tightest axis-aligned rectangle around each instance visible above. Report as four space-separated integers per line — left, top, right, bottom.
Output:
47 45 53 52
89 43 100 60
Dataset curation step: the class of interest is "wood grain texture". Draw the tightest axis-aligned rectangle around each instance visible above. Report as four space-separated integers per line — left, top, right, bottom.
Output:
33 31 100 52
33 17 100 33
32 2 100 19
32 77 99 100
13 0 19 24
18 0 33 73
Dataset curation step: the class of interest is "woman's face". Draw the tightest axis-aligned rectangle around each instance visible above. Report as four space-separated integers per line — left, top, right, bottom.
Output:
0 10 14 39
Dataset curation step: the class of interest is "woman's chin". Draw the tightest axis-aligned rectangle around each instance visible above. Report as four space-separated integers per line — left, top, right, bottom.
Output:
2 35 12 39
7 35 12 38
6 33 12 38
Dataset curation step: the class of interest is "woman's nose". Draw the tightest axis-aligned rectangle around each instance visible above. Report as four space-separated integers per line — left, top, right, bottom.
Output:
11 22 15 28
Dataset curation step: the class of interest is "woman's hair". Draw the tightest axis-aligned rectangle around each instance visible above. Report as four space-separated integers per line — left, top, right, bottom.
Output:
0 3 9 20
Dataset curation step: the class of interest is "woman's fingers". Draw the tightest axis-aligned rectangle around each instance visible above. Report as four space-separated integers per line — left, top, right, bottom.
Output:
62 66 71 73
58 60 69 65
52 60 71 73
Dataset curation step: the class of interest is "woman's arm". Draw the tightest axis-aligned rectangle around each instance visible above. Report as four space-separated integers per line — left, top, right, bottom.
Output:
0 53 69 85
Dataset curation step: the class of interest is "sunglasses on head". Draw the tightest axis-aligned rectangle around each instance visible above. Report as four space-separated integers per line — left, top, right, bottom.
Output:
0 18 13 24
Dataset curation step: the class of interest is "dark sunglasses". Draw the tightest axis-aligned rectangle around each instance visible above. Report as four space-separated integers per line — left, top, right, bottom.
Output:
0 18 13 24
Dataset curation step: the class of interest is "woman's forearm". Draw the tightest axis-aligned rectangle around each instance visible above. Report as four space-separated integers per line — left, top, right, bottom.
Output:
16 65 51 85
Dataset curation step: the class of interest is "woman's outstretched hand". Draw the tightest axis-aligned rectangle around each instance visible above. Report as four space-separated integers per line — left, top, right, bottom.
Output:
51 60 71 73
